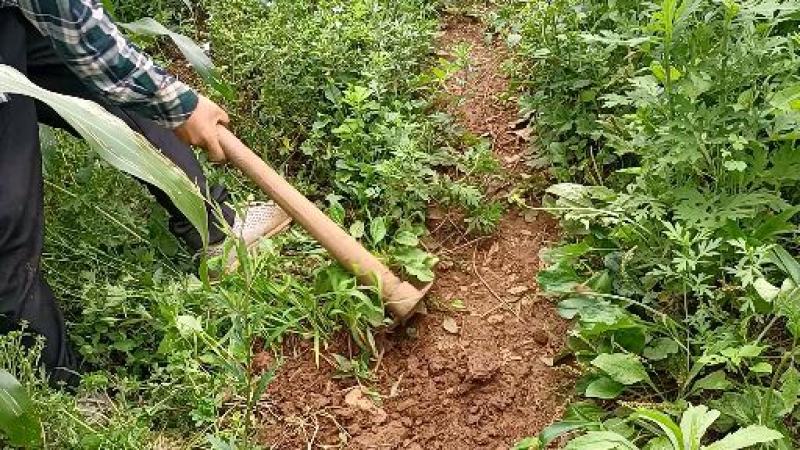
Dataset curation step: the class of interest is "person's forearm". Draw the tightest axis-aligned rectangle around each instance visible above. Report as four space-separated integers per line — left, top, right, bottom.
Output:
14 0 198 127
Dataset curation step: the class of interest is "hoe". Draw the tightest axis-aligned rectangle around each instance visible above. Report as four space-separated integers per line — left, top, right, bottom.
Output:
218 127 430 319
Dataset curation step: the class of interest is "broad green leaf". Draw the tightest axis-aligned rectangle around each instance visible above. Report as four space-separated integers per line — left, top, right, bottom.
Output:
585 376 625 399
635 408 682 450
326 194 345 225
592 353 651 385
719 345 763 366
176 315 203 337
650 61 683 84
207 435 238 450
644 436 673 450
120 18 234 100
0 64 208 246
539 242 591 264
511 437 540 450
680 405 719 450
538 261 580 294
703 425 783 450
768 246 800 285
564 431 638 450
754 278 780 302
394 230 419 247
369 217 387 244
779 366 800 416
393 247 437 282
643 338 680 361
692 371 732 393
0 370 41 447
349 221 365 239
770 84 800 112
749 362 772 374
539 421 595 447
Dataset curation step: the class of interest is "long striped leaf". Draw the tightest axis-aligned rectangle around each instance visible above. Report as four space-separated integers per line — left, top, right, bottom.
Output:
0 64 208 246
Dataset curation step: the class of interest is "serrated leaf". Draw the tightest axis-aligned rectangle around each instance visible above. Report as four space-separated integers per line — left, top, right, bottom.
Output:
591 353 651 385
507 33 523 47
704 425 783 450
0 370 41 447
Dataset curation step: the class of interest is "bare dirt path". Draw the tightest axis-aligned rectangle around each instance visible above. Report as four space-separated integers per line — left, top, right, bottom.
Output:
256 15 574 449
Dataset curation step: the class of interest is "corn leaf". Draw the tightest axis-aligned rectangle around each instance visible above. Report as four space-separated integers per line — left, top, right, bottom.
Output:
0 370 41 447
120 18 234 100
0 64 208 246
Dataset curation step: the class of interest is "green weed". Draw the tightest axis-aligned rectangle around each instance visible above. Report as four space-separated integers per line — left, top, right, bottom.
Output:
500 0 800 447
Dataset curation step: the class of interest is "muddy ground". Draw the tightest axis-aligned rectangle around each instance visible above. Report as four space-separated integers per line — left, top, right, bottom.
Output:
255 15 576 449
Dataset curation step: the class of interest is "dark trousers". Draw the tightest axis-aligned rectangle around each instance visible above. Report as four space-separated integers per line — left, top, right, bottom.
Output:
0 9 233 385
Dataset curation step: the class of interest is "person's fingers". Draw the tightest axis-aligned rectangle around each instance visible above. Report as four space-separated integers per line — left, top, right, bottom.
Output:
205 130 226 162
218 109 230 126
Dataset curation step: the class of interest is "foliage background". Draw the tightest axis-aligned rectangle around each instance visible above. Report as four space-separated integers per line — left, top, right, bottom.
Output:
493 0 800 448
1 0 499 447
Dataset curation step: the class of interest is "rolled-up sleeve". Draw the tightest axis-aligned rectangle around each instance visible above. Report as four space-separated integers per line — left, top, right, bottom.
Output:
13 0 198 128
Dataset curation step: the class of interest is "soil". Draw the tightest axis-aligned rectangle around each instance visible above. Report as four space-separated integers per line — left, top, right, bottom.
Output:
255 15 575 449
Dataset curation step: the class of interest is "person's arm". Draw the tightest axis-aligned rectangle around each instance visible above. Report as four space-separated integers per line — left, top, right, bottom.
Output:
14 0 229 159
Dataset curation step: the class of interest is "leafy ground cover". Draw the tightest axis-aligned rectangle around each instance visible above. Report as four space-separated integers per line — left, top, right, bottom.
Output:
5 0 799 448
492 0 800 448
2 1 505 448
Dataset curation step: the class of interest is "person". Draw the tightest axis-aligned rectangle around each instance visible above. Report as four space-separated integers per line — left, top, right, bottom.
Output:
0 0 291 386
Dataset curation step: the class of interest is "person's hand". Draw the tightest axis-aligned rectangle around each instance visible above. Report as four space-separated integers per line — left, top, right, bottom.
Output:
175 95 230 162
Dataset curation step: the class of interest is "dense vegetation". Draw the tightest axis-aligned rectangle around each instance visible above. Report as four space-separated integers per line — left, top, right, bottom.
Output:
4 0 800 448
495 0 800 448
1 0 499 447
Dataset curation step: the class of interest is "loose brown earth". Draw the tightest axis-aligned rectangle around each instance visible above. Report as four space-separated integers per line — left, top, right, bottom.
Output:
256 15 575 449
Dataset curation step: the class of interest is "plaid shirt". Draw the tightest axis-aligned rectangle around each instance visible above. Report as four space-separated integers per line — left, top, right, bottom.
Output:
0 0 198 128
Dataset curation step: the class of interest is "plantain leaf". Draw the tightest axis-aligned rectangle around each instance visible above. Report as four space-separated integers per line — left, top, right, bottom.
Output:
680 405 719 450
0 370 42 447
0 64 208 246
635 408 682 450
703 425 783 450
120 18 234 100
564 431 638 450
591 353 651 385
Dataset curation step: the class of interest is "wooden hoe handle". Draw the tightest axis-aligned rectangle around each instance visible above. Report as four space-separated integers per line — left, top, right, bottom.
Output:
218 127 425 319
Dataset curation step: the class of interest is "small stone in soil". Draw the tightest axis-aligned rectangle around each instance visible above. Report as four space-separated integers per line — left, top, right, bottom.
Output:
531 328 550 345
467 352 502 382
442 316 460 334
486 314 504 325
507 285 529 295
